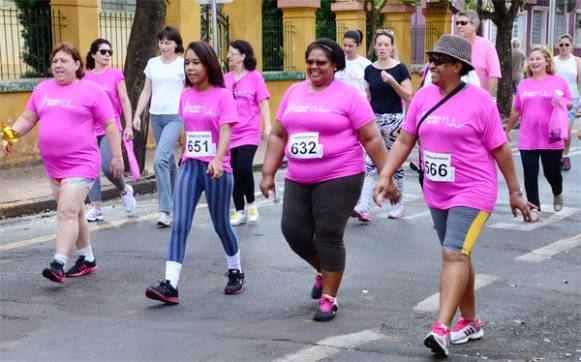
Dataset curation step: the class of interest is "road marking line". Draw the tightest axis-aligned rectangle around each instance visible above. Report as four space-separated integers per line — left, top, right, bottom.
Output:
489 206 578 231
414 274 498 312
0 194 277 252
516 233 581 263
376 210 430 220
273 329 386 362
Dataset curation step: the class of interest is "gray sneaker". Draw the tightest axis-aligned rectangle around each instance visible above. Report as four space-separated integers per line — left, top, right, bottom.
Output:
121 185 136 214
554 194 564 212
424 323 450 356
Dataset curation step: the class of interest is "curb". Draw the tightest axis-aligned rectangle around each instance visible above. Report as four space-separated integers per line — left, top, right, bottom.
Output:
0 161 286 220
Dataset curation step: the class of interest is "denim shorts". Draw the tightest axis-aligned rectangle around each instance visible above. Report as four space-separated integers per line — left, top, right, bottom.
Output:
429 206 490 256
49 177 95 199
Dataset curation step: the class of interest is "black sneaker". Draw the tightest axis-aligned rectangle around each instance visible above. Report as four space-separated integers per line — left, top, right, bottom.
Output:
42 260 65 283
311 274 323 299
224 269 245 295
145 280 179 304
65 256 98 277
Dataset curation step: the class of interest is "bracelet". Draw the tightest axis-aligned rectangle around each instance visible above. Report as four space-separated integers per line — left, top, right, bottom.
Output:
509 188 523 197
1 126 20 142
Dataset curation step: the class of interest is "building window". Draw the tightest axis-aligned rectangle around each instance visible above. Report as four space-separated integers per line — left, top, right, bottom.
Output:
531 8 548 46
554 7 568 46
576 12 581 47
101 0 136 12
0 0 15 8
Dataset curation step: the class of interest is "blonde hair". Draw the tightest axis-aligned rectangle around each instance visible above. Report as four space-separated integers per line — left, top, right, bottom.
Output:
524 46 557 77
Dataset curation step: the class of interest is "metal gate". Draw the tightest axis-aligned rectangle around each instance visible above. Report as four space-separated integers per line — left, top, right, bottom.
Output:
201 5 229 70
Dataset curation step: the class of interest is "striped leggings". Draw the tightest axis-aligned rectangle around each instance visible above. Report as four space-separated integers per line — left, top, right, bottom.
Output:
167 159 239 263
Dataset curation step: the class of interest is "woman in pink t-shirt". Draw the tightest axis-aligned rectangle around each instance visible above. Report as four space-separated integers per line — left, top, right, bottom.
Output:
145 41 244 305
224 40 272 226
2 43 123 284
83 38 136 222
260 38 388 322
506 47 574 222
375 35 532 357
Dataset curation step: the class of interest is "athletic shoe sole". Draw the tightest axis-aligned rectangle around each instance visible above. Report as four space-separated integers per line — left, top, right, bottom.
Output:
224 278 246 295
451 329 483 344
87 216 104 222
145 288 179 304
313 306 337 322
42 269 64 283
423 333 448 356
65 265 98 277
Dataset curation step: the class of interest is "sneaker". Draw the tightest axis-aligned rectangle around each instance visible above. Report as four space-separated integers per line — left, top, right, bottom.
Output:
561 156 571 171
64 256 98 277
121 184 136 214
145 280 179 304
351 209 371 223
86 205 104 222
529 208 540 223
451 317 483 344
314 294 338 322
423 322 450 356
311 274 323 299
42 260 65 283
224 269 246 294
230 210 246 226
554 194 564 212
246 204 258 223
388 203 405 219
157 212 171 227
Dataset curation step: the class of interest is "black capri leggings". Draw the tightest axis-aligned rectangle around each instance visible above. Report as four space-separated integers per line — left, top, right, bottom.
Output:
520 149 563 210
230 145 258 211
281 173 364 272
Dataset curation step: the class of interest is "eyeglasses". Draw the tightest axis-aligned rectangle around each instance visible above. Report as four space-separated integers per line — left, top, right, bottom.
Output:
428 54 454 66
456 20 469 26
559 43 570 47
306 59 329 67
98 49 113 56
227 51 241 57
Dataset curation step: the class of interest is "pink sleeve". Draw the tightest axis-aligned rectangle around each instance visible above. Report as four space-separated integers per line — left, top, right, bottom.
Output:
92 87 117 129
513 82 523 111
480 97 507 151
25 86 40 114
276 85 294 121
347 89 375 129
486 41 501 78
254 72 270 103
219 90 239 126
402 90 423 136
178 91 185 118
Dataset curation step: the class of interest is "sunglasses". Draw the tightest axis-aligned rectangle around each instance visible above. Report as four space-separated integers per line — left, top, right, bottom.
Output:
456 20 469 26
306 59 329 67
428 54 454 66
376 28 394 35
98 49 113 56
559 43 570 47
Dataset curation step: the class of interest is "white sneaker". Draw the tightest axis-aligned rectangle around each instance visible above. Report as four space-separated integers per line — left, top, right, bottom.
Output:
388 203 405 219
121 184 136 214
530 208 540 223
86 205 104 222
230 210 246 226
553 194 564 212
246 203 258 223
157 212 171 227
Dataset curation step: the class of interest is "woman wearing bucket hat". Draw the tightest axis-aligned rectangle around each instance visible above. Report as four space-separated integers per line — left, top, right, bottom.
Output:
373 35 533 357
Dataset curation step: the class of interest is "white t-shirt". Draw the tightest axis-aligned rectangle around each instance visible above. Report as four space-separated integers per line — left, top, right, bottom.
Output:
424 69 481 88
335 56 372 96
144 56 185 115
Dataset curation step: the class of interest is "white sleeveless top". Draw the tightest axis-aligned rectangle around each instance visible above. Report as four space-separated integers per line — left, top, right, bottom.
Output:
554 55 579 99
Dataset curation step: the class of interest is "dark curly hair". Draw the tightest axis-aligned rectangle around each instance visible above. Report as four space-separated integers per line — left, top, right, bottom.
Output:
305 38 346 71
51 42 85 79
229 39 257 71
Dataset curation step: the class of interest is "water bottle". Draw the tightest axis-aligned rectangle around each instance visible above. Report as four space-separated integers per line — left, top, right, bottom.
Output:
549 90 564 142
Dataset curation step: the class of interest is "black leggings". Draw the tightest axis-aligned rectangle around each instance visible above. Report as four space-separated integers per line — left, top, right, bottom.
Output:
230 145 258 211
520 149 563 210
281 173 364 272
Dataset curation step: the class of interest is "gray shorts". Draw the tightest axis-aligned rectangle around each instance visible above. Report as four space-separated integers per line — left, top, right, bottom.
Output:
429 206 490 256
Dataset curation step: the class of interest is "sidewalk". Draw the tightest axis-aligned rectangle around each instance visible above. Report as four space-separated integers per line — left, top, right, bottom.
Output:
0 142 268 219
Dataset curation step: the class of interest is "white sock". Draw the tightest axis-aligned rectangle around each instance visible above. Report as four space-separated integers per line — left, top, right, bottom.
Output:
53 253 68 266
165 261 182 288
226 251 241 271
356 176 375 213
77 246 95 262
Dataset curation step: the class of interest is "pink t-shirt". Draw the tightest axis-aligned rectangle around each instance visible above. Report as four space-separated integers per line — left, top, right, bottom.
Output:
178 86 239 174
403 84 507 213
83 68 124 136
472 36 501 89
224 71 270 148
277 80 375 183
26 79 116 179
513 75 573 150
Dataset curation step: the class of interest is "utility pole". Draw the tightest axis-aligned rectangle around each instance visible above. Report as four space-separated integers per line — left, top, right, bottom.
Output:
547 0 556 53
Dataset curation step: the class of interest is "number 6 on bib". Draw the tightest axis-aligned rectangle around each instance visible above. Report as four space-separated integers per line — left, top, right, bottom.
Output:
288 132 323 159
423 150 455 182
186 131 216 157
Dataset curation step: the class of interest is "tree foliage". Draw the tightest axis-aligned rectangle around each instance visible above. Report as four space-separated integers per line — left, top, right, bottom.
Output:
14 0 52 78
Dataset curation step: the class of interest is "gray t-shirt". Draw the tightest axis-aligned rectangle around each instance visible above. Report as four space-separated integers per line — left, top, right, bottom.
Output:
512 49 526 81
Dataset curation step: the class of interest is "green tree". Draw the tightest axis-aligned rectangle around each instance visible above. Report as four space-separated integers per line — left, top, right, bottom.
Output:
316 0 336 40
14 0 52 78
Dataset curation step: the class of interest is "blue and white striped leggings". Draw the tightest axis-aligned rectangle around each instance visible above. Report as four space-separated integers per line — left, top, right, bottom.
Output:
167 159 239 263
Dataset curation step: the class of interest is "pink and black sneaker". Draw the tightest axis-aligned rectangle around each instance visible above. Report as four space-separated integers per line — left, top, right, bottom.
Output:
224 269 246 295
424 322 451 356
451 317 483 344
351 209 371 223
313 294 338 322
65 256 98 277
311 274 323 299
145 280 179 304
42 260 65 283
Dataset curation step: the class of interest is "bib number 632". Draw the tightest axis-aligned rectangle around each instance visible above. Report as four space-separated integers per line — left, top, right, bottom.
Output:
288 132 323 159
423 150 455 182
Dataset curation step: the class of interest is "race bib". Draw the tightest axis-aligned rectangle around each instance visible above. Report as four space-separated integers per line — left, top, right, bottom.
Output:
423 151 455 182
288 132 323 159
186 131 216 157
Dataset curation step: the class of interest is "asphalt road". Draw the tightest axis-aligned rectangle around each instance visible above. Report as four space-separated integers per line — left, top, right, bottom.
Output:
1 144 580 361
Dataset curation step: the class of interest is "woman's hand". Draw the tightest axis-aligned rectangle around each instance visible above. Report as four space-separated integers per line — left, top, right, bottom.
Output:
110 155 124 179
132 116 141 132
260 174 275 199
123 126 134 140
381 70 396 86
373 175 401 206
509 194 536 222
208 158 223 180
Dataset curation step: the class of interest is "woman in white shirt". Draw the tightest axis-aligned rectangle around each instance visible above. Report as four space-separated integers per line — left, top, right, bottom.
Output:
335 29 371 97
133 26 185 227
